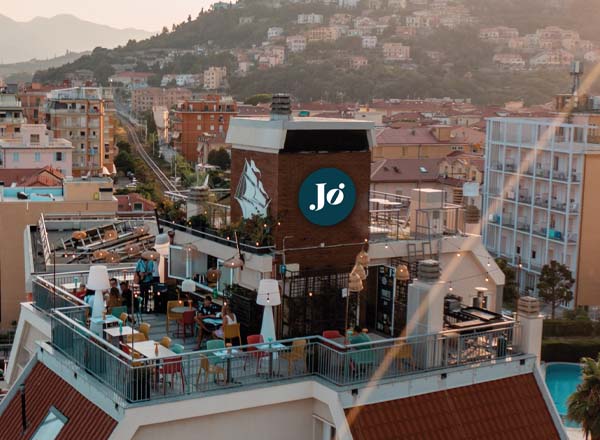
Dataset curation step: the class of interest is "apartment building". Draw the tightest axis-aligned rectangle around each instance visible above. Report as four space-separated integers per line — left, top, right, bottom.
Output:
170 95 238 162
131 87 192 114
305 27 341 42
349 56 368 70
17 83 53 124
203 66 228 90
0 93 26 137
483 116 600 306
297 13 323 24
45 88 116 176
108 71 153 90
382 42 411 61
286 35 307 53
0 124 73 176
361 35 378 49
267 27 284 39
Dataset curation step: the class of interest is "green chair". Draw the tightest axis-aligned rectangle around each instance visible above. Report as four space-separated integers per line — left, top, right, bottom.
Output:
206 339 226 365
171 344 184 354
110 306 127 319
348 333 375 375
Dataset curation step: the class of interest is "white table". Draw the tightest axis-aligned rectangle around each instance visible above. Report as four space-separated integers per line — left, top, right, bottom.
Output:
214 349 242 384
257 343 287 378
104 326 139 338
127 340 176 359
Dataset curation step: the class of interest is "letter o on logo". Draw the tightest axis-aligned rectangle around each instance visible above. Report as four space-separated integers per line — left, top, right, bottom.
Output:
298 168 356 226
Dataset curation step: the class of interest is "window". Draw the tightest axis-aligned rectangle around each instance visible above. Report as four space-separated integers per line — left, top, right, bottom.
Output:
553 156 559 171
133 202 143 211
451 145 463 151
30 134 40 144
516 246 521 254
531 250 537 259
12 152 19 162
210 125 214 131
31 407 67 440
34 152 41 162
55 152 63 161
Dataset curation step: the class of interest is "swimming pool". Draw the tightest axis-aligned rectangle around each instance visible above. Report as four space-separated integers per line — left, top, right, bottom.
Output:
545 363 582 428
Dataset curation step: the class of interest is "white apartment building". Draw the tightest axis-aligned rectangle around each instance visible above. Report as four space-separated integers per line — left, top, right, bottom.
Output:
483 116 600 306
286 35 307 53
361 35 378 49
267 27 284 39
203 66 227 90
297 13 323 24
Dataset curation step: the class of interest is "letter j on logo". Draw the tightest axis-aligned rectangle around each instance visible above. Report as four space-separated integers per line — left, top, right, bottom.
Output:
299 168 356 226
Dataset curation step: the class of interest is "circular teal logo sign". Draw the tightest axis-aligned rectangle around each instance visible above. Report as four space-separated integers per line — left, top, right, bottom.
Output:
299 168 356 226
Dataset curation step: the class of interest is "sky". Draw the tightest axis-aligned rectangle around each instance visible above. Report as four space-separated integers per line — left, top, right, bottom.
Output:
2 0 215 32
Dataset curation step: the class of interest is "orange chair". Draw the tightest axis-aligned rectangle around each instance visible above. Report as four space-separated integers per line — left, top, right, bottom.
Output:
166 301 183 333
280 339 307 376
176 310 196 343
223 322 242 346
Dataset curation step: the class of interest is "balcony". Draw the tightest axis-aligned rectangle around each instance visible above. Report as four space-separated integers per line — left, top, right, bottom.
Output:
535 168 550 179
534 196 548 208
550 200 567 212
516 221 530 232
502 215 515 227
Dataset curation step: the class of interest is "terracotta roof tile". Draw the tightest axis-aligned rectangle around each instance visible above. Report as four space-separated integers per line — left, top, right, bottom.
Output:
0 362 117 440
371 158 441 183
346 374 560 440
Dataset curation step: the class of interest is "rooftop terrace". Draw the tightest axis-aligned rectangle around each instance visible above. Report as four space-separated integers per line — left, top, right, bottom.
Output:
31 268 521 407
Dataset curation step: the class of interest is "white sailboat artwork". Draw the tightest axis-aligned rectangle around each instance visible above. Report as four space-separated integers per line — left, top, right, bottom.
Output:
235 159 271 218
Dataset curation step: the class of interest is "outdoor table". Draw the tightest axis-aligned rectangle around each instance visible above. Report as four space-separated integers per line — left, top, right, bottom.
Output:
90 315 122 336
202 318 223 327
171 306 194 314
214 348 242 384
257 342 287 378
127 340 176 359
104 326 139 344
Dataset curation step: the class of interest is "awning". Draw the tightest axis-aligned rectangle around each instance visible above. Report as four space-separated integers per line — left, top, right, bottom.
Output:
101 166 110 176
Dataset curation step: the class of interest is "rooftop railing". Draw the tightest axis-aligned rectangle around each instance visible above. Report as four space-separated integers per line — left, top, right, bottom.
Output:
47 295 520 405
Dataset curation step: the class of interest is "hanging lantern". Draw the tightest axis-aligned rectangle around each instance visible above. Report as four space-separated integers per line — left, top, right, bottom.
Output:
183 243 198 253
207 268 221 283
465 205 480 224
134 224 150 236
93 249 108 260
351 263 367 281
106 252 120 263
104 230 117 241
142 250 160 261
125 243 140 256
72 230 87 240
348 271 363 292
356 250 369 266
395 264 410 281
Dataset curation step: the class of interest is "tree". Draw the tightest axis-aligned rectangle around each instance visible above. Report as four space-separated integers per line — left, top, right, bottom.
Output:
567 354 600 439
244 93 272 105
114 151 135 173
537 260 574 319
207 148 231 170
495 258 519 308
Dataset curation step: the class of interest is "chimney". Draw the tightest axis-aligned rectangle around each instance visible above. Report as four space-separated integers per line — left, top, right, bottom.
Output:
516 296 543 364
270 93 292 121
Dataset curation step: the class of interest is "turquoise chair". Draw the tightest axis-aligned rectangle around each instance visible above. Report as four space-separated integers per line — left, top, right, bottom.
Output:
348 333 375 375
171 344 184 354
110 306 127 319
206 339 226 365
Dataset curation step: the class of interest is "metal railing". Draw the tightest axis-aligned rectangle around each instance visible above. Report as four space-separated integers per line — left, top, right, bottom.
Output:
48 300 520 404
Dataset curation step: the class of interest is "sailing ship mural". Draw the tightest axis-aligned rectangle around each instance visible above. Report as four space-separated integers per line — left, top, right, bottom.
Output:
235 159 271 218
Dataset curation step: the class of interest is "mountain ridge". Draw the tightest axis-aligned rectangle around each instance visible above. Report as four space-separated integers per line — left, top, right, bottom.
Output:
0 14 152 64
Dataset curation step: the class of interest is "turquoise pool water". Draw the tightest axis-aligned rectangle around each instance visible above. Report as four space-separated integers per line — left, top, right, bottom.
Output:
545 363 582 428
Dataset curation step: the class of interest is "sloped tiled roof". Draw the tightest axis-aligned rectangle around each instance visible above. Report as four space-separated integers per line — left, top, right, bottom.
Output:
346 373 560 440
0 166 63 187
0 362 117 440
371 158 441 182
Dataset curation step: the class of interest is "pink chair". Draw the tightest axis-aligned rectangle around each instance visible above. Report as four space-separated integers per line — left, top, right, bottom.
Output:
323 330 343 339
176 310 196 343
244 334 268 374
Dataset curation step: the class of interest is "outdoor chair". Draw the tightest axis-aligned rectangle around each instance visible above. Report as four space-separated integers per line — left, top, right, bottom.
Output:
171 344 184 354
196 354 225 388
159 356 185 394
244 334 268 374
348 333 375 377
176 310 196 343
111 306 127 319
222 322 242 346
139 323 151 341
125 333 147 343
160 336 172 349
323 330 342 339
279 339 307 376
166 300 183 333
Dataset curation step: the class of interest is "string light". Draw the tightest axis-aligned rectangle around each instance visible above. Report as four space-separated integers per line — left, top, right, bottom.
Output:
448 282 453 292
485 273 490 283
456 252 461 257
308 291 313 297
487 259 491 267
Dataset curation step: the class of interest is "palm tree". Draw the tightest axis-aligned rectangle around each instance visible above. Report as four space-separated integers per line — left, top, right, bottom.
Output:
567 355 600 439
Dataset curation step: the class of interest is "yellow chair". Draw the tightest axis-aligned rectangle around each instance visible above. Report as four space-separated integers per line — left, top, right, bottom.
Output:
390 342 413 371
222 323 241 345
196 354 225 387
139 323 151 340
125 333 147 343
160 336 172 348
279 339 307 376
166 301 183 333
119 312 128 324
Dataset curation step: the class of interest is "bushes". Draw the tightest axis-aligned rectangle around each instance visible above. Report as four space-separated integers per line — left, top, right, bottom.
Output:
542 338 600 363
543 320 597 338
